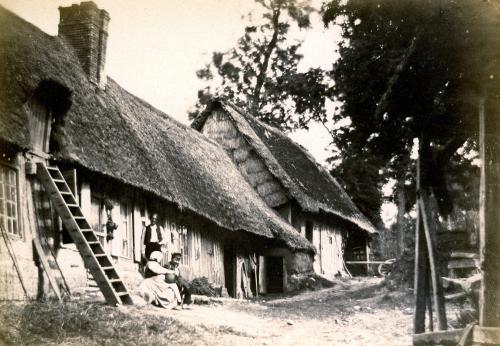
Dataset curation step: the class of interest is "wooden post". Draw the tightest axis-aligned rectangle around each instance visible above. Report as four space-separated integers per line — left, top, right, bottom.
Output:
419 196 447 330
479 97 500 327
414 214 429 333
414 153 429 334
413 138 447 335
32 238 62 301
426 272 433 332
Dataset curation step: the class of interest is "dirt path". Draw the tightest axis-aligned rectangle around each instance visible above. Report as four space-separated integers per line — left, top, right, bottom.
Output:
128 277 414 346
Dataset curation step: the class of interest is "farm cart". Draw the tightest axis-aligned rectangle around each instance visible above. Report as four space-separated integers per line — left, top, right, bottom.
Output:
345 258 396 276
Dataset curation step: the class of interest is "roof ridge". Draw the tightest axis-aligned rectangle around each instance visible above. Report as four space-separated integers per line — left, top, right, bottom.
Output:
0 5 52 39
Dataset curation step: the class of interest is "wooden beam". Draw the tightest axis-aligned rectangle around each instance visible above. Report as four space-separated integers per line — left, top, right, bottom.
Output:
447 258 478 270
419 196 447 330
473 326 500 344
479 97 500 327
413 329 463 346
450 251 479 259
444 292 467 301
413 326 500 345
414 154 429 334
33 238 62 301
0 223 29 299
426 275 433 332
479 96 487 327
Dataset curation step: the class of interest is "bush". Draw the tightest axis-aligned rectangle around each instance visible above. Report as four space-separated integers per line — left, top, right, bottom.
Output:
190 277 221 297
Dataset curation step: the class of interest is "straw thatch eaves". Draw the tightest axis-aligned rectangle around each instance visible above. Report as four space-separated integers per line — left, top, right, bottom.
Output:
192 100 378 235
0 6 314 253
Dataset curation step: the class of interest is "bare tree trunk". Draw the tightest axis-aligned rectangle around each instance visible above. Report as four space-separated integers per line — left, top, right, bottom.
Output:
252 7 281 109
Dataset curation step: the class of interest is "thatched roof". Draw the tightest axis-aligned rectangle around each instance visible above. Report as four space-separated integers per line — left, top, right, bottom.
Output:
192 100 378 234
0 6 314 253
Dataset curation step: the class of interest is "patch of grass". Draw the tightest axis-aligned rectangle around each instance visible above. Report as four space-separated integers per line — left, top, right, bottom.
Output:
345 282 385 300
214 325 253 338
0 301 205 346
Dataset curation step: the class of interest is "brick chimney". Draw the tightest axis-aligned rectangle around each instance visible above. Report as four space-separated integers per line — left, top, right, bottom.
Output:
58 2 110 89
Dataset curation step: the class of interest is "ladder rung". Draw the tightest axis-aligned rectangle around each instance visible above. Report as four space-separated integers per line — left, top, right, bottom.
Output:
74 216 85 219
53 179 65 183
95 254 107 257
67 204 79 207
60 191 72 195
117 292 129 296
87 241 100 244
47 166 59 171
109 279 122 283
101 266 114 270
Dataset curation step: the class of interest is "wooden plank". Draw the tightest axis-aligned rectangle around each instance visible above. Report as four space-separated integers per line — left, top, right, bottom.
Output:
447 258 478 269
450 251 479 259
413 329 464 346
32 237 62 301
444 292 467 301
0 223 29 299
473 326 500 344
345 261 390 265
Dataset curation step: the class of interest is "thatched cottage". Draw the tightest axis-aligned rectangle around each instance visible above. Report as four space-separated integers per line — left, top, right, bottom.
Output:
192 100 377 279
0 2 315 302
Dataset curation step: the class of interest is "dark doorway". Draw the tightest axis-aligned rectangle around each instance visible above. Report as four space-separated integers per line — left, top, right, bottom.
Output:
305 221 313 243
345 232 368 276
266 256 284 293
223 243 235 297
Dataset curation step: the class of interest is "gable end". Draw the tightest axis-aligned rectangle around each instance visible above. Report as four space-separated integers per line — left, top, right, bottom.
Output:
201 109 289 207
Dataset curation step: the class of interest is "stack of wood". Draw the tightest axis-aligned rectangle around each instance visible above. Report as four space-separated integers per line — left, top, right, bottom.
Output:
445 251 479 279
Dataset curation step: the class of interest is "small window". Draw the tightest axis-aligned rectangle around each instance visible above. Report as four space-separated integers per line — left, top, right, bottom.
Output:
305 221 313 243
0 164 20 236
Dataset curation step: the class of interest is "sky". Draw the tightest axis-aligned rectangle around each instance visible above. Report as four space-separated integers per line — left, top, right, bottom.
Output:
0 0 398 226
0 0 338 165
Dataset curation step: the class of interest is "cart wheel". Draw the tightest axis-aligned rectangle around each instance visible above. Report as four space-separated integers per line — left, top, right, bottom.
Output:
378 259 396 276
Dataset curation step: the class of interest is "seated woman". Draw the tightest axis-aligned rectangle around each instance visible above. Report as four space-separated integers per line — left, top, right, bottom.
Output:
139 251 182 309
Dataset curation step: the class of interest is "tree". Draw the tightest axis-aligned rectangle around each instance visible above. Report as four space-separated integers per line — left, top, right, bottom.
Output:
322 0 499 224
191 0 331 131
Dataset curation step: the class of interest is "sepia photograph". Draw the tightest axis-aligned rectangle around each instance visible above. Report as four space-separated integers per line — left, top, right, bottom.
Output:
0 0 499 345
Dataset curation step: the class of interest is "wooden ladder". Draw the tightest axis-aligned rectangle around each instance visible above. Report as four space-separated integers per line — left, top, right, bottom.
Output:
36 163 133 305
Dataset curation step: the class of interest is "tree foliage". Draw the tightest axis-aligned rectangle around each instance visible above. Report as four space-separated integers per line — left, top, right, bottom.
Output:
322 0 500 222
191 0 331 131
